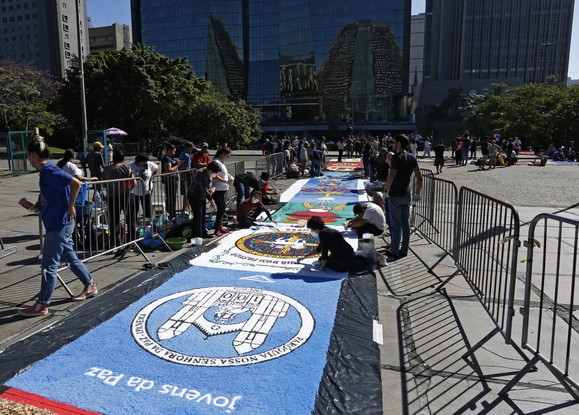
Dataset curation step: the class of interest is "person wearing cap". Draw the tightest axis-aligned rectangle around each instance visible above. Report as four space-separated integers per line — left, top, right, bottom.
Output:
193 142 211 169
82 141 105 180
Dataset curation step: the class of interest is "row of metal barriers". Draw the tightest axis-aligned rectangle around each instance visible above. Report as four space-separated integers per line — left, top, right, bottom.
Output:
412 169 579 399
39 152 285 286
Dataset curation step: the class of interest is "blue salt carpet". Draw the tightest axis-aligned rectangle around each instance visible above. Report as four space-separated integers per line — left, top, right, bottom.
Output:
7 266 343 415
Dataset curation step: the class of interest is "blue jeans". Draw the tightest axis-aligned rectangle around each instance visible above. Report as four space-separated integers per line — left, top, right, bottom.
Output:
310 159 321 177
234 180 252 208
388 193 411 256
39 221 92 304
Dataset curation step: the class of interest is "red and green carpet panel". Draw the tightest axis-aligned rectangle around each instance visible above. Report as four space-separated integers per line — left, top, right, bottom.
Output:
272 202 354 226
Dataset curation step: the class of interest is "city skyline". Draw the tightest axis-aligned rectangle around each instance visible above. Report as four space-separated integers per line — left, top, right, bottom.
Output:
87 0 579 79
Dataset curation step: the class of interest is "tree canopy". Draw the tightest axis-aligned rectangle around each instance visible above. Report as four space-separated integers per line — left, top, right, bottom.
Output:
0 60 62 133
464 82 579 149
58 45 261 150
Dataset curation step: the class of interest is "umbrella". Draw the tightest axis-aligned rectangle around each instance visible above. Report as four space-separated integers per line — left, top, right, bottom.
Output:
105 127 128 136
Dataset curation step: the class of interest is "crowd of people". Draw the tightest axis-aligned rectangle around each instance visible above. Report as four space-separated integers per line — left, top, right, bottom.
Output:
304 134 423 272
18 131 427 314
60 141 282 244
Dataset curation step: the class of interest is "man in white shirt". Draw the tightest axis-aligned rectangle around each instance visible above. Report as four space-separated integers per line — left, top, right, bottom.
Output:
345 202 386 238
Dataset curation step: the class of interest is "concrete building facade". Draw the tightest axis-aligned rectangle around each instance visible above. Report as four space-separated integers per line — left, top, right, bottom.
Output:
89 23 132 53
409 13 425 94
424 0 574 85
0 0 89 78
418 0 575 114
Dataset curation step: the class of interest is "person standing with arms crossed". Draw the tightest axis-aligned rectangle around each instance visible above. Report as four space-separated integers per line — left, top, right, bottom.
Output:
18 135 97 317
384 134 423 261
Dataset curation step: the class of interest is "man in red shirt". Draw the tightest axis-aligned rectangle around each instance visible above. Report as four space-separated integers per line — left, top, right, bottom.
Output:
237 190 274 228
192 142 211 169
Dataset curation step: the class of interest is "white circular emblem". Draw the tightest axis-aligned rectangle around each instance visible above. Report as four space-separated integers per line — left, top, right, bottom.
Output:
132 286 315 367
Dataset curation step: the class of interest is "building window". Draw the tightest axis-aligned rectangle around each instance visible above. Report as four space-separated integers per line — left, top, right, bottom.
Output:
65 51 71 58
64 42 70 50
63 24 68 31
62 14 68 22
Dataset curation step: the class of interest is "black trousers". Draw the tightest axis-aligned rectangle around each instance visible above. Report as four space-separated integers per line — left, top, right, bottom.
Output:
354 223 383 238
213 190 227 231
187 196 207 238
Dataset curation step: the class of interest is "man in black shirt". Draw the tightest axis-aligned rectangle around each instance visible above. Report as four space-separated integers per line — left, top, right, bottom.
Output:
384 134 423 260
307 216 356 273
434 140 445 174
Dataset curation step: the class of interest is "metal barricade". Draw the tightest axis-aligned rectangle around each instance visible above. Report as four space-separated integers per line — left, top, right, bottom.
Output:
501 213 579 399
33 176 163 297
413 174 459 274
255 153 285 179
71 177 151 262
450 187 522 355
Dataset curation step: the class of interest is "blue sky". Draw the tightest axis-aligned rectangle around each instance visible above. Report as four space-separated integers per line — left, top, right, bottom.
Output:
87 0 579 79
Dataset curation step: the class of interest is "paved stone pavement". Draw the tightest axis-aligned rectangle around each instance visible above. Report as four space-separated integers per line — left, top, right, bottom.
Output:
1 152 579 414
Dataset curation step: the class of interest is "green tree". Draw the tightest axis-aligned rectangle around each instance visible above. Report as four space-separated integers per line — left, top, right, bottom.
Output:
464 81 576 150
0 61 62 133
58 45 261 150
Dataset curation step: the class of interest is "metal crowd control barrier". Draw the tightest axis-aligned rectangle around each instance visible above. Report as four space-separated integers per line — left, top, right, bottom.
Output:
410 168 433 226
413 174 459 273
256 152 285 179
449 187 524 359
501 213 579 400
71 177 153 262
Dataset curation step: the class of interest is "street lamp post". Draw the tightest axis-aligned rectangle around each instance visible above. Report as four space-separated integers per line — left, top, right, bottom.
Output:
75 0 88 154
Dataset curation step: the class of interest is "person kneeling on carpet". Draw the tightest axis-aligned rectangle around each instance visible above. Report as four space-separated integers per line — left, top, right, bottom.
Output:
343 202 386 238
307 215 356 273
237 190 274 228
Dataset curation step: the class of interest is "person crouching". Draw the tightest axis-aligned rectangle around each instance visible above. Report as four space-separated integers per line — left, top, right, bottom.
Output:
307 215 356 273
237 191 274 228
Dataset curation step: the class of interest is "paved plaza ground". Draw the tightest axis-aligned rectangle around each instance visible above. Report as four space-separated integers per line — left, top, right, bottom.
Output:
1 151 578 414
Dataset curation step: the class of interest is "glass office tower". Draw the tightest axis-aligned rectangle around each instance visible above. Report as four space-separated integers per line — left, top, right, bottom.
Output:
131 0 409 126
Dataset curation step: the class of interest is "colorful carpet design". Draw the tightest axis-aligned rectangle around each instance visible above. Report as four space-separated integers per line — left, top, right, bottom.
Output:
272 201 353 226
6 267 343 415
325 159 363 172
4 169 372 415
189 224 357 278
